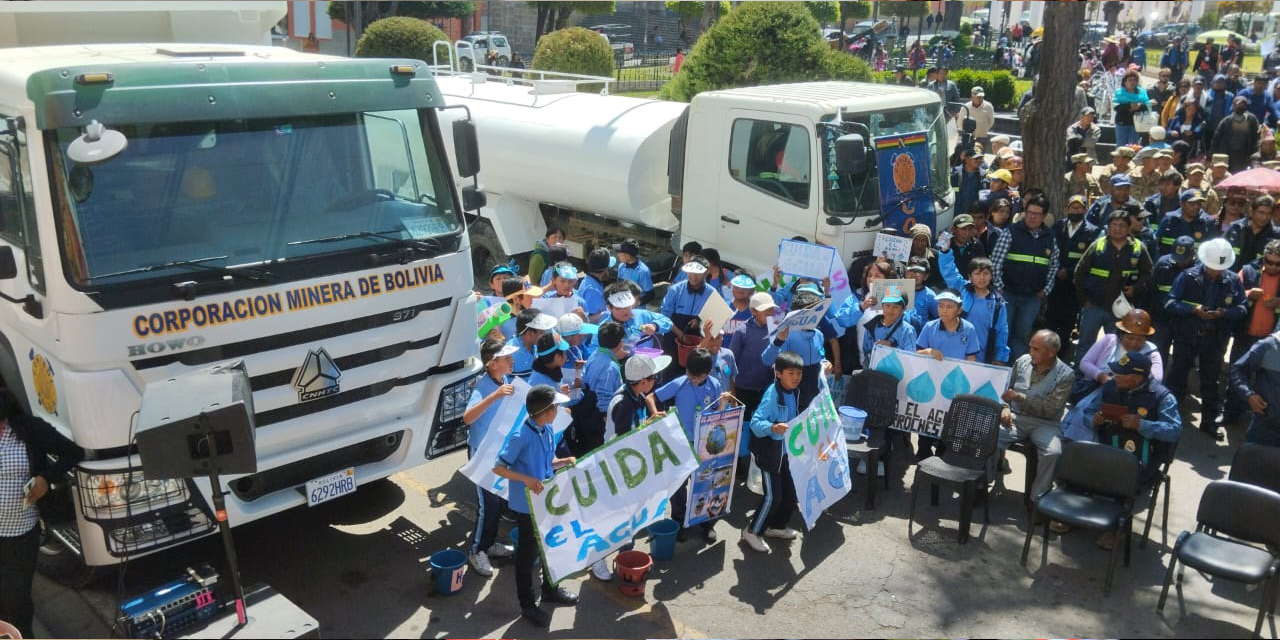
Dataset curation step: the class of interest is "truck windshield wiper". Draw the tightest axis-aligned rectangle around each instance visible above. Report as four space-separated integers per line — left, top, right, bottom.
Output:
288 229 442 253
88 255 268 283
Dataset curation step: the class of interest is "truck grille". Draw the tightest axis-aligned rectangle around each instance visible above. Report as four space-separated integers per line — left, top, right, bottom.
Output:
230 431 404 501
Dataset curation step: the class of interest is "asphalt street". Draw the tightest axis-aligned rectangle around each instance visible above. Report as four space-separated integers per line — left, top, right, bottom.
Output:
35 402 1278 639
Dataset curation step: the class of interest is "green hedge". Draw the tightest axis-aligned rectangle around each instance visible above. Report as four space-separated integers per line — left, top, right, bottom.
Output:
355 17 448 63
531 27 615 92
874 68 1019 110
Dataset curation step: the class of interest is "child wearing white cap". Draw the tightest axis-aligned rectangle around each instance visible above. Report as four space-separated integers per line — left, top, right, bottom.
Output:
605 281 672 347
462 338 520 577
506 309 558 380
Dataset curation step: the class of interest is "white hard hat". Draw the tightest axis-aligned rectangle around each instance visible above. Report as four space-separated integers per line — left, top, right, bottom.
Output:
1149 125 1166 141
1197 237 1236 271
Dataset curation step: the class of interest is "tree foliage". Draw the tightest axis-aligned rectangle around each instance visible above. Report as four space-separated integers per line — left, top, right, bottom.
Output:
804 1 839 25
1022 1 1086 222
354 16 450 62
665 1 727 20
878 0 929 19
531 26 615 92
661 1 872 102
329 2 475 26
839 1 870 24
1218 1 1270 16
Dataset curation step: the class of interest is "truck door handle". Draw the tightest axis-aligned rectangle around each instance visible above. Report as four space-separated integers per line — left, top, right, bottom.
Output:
721 215 740 224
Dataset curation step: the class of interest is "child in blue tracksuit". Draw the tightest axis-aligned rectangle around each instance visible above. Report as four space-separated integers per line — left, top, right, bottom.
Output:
578 320 628 456
914 289 982 459
937 251 1011 364
761 290 829 407
615 239 655 306
507 308 556 380
743 351 804 554
657 348 730 542
462 339 518 577
493 384 579 627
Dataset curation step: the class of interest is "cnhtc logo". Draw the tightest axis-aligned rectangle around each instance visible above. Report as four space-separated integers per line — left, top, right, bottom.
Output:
294 348 341 402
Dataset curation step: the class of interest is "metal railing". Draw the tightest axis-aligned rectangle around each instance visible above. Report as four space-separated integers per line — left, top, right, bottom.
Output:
429 40 617 96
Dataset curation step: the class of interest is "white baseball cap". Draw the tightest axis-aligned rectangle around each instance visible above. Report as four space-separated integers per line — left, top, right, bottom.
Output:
557 314 598 337
749 292 778 312
528 313 558 331
623 353 672 382
607 290 637 308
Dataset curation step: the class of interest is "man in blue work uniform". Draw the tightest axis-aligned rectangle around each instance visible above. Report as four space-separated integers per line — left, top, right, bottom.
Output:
1049 195 1098 363
661 256 718 376
493 384 579 628
1148 235 1197 363
1156 189 1218 257
1073 210 1155 365
1230 328 1280 446
614 239 655 305
1086 174 1141 228
991 194 1060 362
1165 237 1247 440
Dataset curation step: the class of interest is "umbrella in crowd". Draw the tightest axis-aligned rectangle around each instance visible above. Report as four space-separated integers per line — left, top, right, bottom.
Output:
1213 167 1280 193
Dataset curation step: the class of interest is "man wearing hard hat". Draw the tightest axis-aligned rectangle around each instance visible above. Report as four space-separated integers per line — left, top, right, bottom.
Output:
1164 237 1248 440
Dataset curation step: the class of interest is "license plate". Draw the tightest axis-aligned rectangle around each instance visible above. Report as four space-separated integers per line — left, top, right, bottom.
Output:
305 468 357 507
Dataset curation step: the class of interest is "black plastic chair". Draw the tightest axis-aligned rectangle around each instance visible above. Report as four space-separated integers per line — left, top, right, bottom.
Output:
908 394 1003 543
1021 441 1141 593
1001 439 1038 509
1157 480 1280 638
1230 443 1280 495
845 370 899 510
1137 438 1178 550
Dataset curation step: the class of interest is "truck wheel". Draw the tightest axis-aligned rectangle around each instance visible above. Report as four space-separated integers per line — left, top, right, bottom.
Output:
469 219 504 286
37 521 111 588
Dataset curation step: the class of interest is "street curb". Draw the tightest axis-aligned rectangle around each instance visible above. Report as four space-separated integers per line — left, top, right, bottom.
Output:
33 574 113 639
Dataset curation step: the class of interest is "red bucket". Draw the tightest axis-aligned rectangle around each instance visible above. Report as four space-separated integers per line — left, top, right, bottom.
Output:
675 334 702 367
613 550 653 597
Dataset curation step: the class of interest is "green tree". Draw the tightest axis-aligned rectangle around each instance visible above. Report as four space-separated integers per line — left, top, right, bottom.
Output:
329 2 476 27
1199 11 1219 32
530 26 615 92
354 16 449 62
665 1 728 20
805 1 839 25
662 1 871 102
838 1 869 26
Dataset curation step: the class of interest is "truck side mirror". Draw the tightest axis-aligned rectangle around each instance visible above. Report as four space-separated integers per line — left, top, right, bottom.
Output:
0 246 16 280
461 184 486 212
835 134 867 174
452 119 480 179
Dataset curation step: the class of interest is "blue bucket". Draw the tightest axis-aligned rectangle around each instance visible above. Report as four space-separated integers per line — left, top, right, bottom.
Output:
649 518 680 561
838 406 867 442
509 526 519 545
429 549 467 596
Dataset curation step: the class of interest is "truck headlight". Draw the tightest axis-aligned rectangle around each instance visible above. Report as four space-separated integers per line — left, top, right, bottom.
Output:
76 469 187 516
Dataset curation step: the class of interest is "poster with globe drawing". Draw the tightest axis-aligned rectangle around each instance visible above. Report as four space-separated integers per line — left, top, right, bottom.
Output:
866 345 1011 438
684 406 745 527
873 131 936 235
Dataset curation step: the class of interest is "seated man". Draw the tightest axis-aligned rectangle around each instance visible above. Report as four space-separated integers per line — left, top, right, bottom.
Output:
995 330 1075 502
1076 349 1182 547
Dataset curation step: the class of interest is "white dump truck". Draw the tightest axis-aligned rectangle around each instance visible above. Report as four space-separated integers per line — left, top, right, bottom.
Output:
433 66 955 283
0 2 486 583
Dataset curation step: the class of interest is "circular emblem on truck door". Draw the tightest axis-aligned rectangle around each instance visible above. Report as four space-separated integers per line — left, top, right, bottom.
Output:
29 349 56 415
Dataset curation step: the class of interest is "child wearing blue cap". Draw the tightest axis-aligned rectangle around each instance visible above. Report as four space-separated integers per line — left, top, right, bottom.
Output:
615 239 655 305
493 384 579 627
543 261 589 320
860 285 918 369
529 332 582 412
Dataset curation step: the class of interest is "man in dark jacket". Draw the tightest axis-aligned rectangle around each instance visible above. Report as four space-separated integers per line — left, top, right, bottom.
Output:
0 389 83 640
951 146 986 217
1213 95 1262 173
1048 195 1098 363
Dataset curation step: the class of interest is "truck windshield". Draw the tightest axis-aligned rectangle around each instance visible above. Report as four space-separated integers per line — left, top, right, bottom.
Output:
50 109 460 287
821 104 949 218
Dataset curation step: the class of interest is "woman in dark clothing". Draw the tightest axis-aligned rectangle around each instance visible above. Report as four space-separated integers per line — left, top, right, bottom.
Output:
0 388 82 639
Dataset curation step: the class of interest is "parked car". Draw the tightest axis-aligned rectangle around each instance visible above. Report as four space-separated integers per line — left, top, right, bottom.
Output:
456 31 512 71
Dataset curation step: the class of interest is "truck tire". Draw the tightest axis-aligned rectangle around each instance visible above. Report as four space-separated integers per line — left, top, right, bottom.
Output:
37 520 111 588
469 219 504 286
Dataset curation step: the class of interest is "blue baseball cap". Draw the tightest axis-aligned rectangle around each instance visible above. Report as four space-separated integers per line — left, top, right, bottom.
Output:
535 335 571 357
730 273 756 290
1110 173 1131 187
1172 235 1195 257
1109 350 1152 376
1180 189 1205 202
796 282 825 296
552 263 580 280
881 286 905 305
490 262 517 278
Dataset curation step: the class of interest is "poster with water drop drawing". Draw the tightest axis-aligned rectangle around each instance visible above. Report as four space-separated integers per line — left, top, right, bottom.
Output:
866 344 1011 438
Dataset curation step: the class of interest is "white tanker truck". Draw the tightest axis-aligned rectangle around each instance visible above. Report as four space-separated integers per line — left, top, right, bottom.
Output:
434 67 957 284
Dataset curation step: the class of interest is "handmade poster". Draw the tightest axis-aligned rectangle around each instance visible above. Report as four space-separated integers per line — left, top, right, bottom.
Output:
870 278 918 311
767 299 831 339
777 239 837 281
866 344 1011 438
458 379 571 500
874 131 937 235
785 392 851 530
530 414 699 583
697 291 736 338
531 296 575 319
872 232 913 263
684 406 744 527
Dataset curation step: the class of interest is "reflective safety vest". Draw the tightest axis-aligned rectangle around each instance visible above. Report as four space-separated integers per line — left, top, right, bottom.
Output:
1081 236 1145 306
1004 223 1056 296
